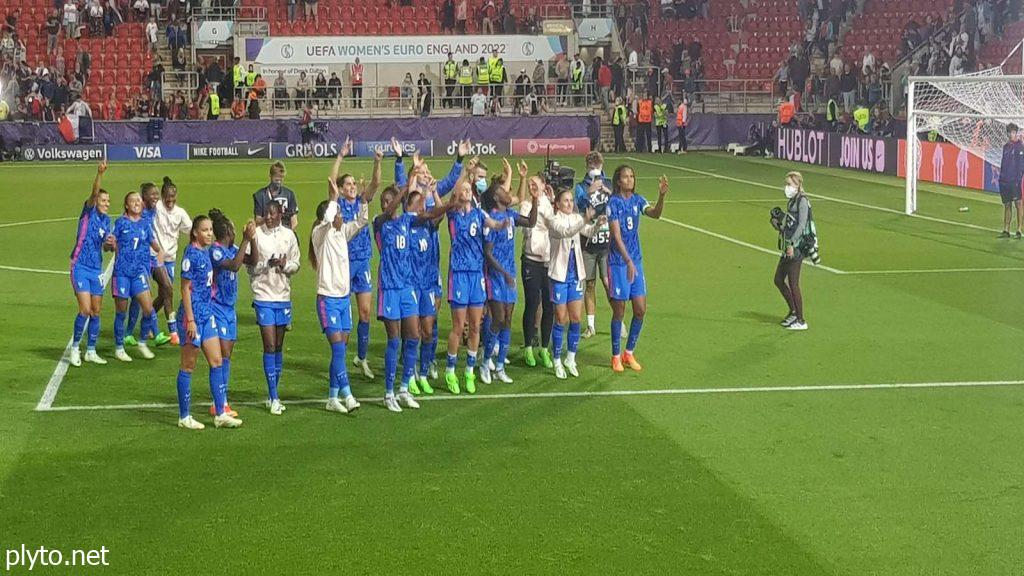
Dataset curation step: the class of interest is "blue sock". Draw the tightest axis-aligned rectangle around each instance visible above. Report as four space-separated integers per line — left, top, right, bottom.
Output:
568 322 581 354
419 339 432 375
611 319 623 356
466 350 477 370
385 337 400 394
357 320 370 360
481 314 493 360
551 323 564 359
274 351 284 382
126 299 141 336
210 365 226 415
329 340 347 398
176 369 192 419
447 353 458 370
168 317 178 335
401 338 419 391
114 310 127 347
72 313 87 346
626 317 644 352
263 352 279 400
149 312 159 338
431 321 439 353
139 312 155 345
87 315 101 351
222 358 231 398
497 327 511 370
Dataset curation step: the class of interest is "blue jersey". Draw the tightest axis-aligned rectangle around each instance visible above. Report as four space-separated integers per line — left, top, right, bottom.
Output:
373 213 415 290
70 201 111 270
141 206 156 228
210 243 240 309
608 193 650 266
410 220 440 290
112 215 154 277
447 207 486 273
181 244 214 321
341 197 372 262
483 208 518 277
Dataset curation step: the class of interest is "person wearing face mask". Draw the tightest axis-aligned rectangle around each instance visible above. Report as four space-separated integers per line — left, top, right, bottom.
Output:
253 161 299 230
573 151 611 339
775 171 811 331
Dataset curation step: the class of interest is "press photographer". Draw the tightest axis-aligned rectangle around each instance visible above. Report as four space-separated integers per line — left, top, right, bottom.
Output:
574 151 611 339
771 171 818 331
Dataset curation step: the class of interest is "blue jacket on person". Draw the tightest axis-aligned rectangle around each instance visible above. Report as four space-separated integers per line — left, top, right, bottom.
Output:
1000 140 1024 186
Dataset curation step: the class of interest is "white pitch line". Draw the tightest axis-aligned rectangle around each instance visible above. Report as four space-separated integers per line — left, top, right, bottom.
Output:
35 258 115 411
844 267 1024 275
0 265 70 275
628 157 1001 233
664 198 781 204
36 379 1024 412
658 217 847 274
0 216 77 228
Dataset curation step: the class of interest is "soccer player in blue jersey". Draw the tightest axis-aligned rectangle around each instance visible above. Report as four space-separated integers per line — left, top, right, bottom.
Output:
110 191 165 363
329 140 382 381
175 215 242 430
607 166 668 372
406 182 444 396
207 209 256 419
124 182 172 347
69 162 115 367
480 160 538 384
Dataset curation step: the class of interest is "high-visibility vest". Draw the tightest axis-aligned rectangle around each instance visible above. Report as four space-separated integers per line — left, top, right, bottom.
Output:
444 60 458 80
233 64 243 87
209 93 220 116
493 64 504 84
477 63 489 83
637 99 653 123
571 65 583 90
654 103 667 127
779 101 795 124
676 103 687 126
458 66 473 85
826 98 838 122
352 63 363 85
488 56 500 80
245 71 256 87
612 104 627 126
853 106 869 130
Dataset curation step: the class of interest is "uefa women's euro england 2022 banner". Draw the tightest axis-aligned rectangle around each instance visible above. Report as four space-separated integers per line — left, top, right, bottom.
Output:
246 36 567 65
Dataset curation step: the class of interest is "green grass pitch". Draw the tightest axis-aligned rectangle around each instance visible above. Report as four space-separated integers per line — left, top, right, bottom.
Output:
1 152 1023 575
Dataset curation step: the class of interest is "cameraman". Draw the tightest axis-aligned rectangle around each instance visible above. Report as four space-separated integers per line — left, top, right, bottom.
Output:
574 151 611 339
774 171 810 331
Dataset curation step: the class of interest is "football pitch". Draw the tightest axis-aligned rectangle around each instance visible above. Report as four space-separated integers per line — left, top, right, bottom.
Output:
1 152 1022 575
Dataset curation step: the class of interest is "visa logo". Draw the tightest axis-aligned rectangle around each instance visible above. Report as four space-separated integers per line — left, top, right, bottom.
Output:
134 146 162 159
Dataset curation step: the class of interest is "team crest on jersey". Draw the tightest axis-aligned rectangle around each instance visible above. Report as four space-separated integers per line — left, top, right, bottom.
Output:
182 258 191 272
213 248 223 260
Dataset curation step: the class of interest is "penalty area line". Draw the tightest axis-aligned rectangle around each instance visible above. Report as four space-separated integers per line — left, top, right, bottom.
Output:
35 379 1024 412
0 265 70 275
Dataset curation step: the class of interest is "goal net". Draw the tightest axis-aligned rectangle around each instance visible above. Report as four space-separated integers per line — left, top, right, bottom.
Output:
905 68 1024 214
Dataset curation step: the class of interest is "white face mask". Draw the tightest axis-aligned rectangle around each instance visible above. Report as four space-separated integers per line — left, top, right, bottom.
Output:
589 168 602 178
784 184 799 199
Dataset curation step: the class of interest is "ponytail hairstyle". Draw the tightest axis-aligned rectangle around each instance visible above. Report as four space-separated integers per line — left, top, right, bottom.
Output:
308 199 332 270
189 214 210 244
208 208 232 243
786 171 804 193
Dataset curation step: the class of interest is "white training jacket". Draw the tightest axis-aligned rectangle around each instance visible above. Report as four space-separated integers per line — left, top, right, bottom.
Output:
545 212 598 283
246 223 301 303
311 200 368 298
519 193 555 264
154 202 191 263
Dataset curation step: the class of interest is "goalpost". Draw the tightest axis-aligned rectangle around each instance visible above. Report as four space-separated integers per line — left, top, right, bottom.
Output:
905 66 1024 214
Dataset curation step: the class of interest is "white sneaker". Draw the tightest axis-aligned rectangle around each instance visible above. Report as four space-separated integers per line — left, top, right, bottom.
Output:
214 413 243 428
269 399 285 415
494 369 514 384
479 361 492 384
428 361 438 380
84 350 107 365
325 398 349 414
353 357 375 379
68 347 82 367
780 314 797 327
582 326 595 339
486 357 496 371
114 348 133 362
384 394 402 413
787 321 808 331
343 395 361 413
398 391 420 409
177 416 205 430
137 343 155 359
554 361 567 380
564 360 579 378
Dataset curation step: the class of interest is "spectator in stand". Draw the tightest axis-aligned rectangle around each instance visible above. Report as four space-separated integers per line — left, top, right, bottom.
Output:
866 74 882 107
286 0 297 23
69 73 83 95
104 92 120 119
148 63 163 102
0 32 13 62
145 17 158 54
303 0 319 23
523 85 545 115
133 0 150 22
150 0 162 22
839 63 856 113
295 70 309 109
401 72 414 110
152 93 168 118
861 48 875 76
949 47 965 76
417 72 432 117
789 52 809 112
248 76 264 119
532 58 546 92
502 6 516 33
512 68 529 114
326 71 341 109
64 0 80 39
471 87 487 116
441 0 455 34
774 59 789 98
43 11 61 56
350 57 363 109
314 71 327 108
829 52 843 77
555 56 569 106
231 95 245 119
597 58 611 111
87 0 104 37
76 48 91 85
2 10 17 40
481 0 497 35
273 71 287 108
455 0 467 33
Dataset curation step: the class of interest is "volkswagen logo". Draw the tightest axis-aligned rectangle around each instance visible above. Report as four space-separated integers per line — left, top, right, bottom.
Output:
281 44 294 59
23 147 35 160
522 42 535 56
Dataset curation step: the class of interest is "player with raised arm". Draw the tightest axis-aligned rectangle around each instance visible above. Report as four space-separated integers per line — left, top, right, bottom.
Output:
68 162 115 366
124 182 173 347
175 214 242 430
330 142 382 380
206 209 256 418
151 177 192 346
110 190 165 362
406 179 445 395
478 158 515 383
607 166 667 372
311 153 370 415
247 201 301 415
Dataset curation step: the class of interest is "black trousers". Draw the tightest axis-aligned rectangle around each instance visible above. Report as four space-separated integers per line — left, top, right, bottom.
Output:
521 256 553 347
613 123 625 152
656 125 668 152
444 79 456 107
637 123 652 152
677 124 687 151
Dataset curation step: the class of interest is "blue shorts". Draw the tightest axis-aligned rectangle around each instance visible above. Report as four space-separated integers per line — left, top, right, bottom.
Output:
551 276 584 305
350 259 373 294
486 272 518 304
212 303 237 342
152 260 176 283
71 264 104 296
377 287 419 321
177 314 219 348
608 261 647 301
111 273 150 299
448 270 486 309
317 295 352 334
416 287 439 317
254 300 292 327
